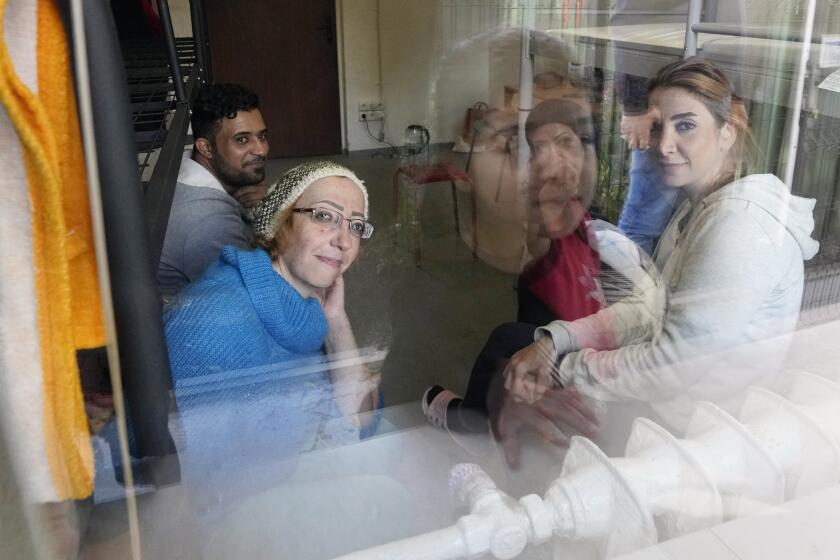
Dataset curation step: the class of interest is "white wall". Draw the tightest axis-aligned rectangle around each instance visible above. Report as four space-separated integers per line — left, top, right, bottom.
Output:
378 1 438 147
339 0 383 151
376 2 528 151
342 0 479 152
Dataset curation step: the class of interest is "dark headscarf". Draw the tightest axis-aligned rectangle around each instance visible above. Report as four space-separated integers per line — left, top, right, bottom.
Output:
525 98 598 155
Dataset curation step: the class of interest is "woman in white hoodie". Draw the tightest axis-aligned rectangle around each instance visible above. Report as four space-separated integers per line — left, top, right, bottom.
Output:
490 58 820 462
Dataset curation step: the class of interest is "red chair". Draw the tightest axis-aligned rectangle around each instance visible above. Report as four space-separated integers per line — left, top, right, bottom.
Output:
393 161 477 267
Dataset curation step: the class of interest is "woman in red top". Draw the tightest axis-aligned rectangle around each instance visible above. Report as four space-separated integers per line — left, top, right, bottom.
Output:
423 99 657 442
517 97 603 326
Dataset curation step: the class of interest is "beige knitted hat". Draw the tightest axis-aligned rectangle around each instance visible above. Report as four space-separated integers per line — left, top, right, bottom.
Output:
252 161 369 241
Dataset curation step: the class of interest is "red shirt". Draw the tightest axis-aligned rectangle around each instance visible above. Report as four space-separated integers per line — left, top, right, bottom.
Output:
523 216 603 321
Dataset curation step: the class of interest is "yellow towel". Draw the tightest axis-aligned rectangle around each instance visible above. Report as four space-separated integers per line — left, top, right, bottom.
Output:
0 0 105 500
38 0 105 350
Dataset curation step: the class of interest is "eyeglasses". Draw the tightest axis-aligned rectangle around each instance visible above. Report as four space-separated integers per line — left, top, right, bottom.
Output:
292 207 375 239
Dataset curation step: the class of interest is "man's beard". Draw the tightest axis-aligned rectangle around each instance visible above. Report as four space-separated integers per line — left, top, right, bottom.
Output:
212 156 266 189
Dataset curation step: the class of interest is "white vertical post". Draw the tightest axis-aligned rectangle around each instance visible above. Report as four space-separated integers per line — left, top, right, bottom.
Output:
781 0 817 188
517 0 537 188
68 1 143 559
683 0 703 57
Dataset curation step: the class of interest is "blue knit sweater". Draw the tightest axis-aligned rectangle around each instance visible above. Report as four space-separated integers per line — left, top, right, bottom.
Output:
164 246 328 381
164 246 380 469
160 245 387 516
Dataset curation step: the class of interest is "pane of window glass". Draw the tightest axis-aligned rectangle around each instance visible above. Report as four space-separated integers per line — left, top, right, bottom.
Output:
5 1 840 560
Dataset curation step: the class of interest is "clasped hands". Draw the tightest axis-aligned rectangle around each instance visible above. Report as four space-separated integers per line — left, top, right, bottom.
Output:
492 337 599 467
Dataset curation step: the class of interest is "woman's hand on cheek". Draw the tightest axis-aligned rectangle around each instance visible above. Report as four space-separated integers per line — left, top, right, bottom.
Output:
318 275 350 324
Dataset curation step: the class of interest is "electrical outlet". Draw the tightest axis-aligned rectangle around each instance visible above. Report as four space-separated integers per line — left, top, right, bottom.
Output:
358 101 383 111
359 110 384 122
568 61 585 83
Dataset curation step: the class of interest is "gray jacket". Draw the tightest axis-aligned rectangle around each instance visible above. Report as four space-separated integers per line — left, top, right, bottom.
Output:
547 174 819 430
157 156 252 302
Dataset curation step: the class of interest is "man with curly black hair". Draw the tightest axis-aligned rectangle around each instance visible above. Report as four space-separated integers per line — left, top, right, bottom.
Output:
158 82 270 302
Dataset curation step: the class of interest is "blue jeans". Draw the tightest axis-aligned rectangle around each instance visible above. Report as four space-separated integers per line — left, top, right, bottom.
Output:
618 149 682 256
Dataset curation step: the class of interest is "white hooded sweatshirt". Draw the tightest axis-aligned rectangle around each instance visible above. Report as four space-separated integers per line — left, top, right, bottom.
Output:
542 174 819 430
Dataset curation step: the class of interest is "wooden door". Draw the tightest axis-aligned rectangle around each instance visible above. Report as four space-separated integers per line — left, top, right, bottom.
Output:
203 0 342 158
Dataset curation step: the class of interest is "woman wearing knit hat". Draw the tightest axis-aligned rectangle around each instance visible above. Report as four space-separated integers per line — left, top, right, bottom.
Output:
163 161 379 497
